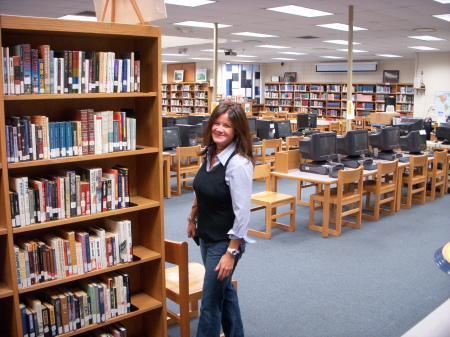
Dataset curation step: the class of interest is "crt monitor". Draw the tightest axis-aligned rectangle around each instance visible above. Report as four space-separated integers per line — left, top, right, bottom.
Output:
395 117 424 136
162 127 181 150
297 113 317 130
400 130 427 154
300 132 337 163
256 119 275 140
174 116 188 125
337 129 370 158
188 115 206 125
369 126 400 153
196 119 209 139
436 123 450 144
274 120 292 139
247 117 257 135
162 116 174 127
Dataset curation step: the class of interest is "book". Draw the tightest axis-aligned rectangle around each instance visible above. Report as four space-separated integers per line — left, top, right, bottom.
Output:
38 45 51 94
41 302 57 337
25 295 44 337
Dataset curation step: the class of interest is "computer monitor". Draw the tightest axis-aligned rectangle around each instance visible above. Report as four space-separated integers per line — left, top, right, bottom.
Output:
162 116 174 127
256 119 275 140
187 115 207 125
436 124 450 144
300 132 337 164
337 129 370 158
196 119 209 139
162 126 181 150
297 113 317 131
247 117 257 135
174 116 188 125
274 120 292 139
369 126 400 153
400 130 427 154
395 117 424 136
384 96 396 111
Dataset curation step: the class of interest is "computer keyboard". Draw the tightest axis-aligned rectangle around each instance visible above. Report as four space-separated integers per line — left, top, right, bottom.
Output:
399 157 410 163
363 163 378 171
328 170 339 178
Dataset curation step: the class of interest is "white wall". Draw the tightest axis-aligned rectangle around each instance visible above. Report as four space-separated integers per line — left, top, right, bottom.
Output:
413 52 450 120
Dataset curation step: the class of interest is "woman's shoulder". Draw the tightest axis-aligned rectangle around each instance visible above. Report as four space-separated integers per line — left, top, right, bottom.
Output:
229 153 253 169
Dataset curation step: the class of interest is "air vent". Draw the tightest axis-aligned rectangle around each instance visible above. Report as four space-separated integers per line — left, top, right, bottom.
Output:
296 36 319 39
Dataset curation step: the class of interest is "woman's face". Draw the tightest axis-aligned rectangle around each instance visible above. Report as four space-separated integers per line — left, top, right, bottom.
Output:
212 112 235 149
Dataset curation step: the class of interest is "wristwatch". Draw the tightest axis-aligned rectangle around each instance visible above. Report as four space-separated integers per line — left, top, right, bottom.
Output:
227 247 240 256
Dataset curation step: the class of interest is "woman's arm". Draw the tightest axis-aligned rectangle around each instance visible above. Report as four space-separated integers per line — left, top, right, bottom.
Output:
187 197 198 238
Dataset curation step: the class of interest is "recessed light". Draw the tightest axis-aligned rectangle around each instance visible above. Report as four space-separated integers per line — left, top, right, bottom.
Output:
165 0 215 6
272 58 297 61
231 32 278 38
267 5 333 17
256 45 290 49
320 56 344 59
323 40 361 45
173 21 232 28
376 54 402 58
433 14 450 22
408 46 440 50
337 49 367 53
278 52 307 55
317 23 367 31
408 35 446 41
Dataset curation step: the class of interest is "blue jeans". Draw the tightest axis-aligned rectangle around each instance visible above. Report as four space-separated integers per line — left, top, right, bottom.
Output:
197 239 245 337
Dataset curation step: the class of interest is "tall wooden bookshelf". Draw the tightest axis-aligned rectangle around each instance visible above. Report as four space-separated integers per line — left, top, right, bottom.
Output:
264 82 414 118
0 15 166 337
162 82 211 114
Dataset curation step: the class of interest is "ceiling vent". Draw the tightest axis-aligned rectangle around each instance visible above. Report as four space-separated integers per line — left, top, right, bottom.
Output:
316 62 378 72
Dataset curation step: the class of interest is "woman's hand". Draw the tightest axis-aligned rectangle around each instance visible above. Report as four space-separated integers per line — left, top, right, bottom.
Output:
187 221 196 238
214 253 235 281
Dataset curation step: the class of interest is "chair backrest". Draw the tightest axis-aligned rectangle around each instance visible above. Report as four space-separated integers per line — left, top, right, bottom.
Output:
252 163 271 191
328 121 340 133
430 149 448 176
175 145 202 167
377 159 398 185
274 150 300 173
285 136 303 149
408 153 428 178
165 239 189 294
337 166 364 197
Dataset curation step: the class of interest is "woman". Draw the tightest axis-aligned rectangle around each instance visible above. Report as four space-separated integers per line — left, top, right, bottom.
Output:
187 102 255 337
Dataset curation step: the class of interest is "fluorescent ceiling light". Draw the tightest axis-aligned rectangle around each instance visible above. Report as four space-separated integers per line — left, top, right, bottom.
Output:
323 40 360 45
376 54 402 58
230 60 252 62
278 52 307 55
59 15 97 21
256 45 290 49
433 14 450 22
434 0 450 3
173 21 232 28
408 35 446 41
267 5 333 17
165 0 215 6
162 60 179 63
190 57 213 60
162 53 188 56
317 23 367 31
231 32 278 38
235 55 258 58
320 56 344 59
337 49 367 53
272 58 297 61
408 46 440 50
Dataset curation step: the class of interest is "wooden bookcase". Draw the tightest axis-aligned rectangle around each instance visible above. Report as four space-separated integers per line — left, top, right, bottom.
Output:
0 15 166 337
264 82 414 118
162 82 211 114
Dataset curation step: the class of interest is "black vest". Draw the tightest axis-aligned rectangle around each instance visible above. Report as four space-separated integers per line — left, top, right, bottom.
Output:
193 153 236 243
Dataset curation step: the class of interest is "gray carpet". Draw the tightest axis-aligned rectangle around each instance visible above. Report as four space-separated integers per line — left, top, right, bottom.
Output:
164 176 450 337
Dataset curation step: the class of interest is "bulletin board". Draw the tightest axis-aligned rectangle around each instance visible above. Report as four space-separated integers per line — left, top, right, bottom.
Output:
167 62 196 82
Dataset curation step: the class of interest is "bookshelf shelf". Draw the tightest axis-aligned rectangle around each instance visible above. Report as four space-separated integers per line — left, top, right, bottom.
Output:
162 81 212 114
0 15 166 337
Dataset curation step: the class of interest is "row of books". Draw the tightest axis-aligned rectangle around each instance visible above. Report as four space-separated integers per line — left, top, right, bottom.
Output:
14 219 133 289
20 274 130 337
5 110 136 163
2 44 141 95
9 165 130 228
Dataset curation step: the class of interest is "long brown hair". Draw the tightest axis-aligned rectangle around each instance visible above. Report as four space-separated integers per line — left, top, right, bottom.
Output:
200 102 255 165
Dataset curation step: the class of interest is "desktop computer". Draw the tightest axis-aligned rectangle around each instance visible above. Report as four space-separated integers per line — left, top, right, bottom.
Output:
256 119 275 140
177 124 198 147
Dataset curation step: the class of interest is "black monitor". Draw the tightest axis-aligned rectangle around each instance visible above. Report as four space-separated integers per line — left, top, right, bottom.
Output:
297 113 317 131
300 132 337 164
337 129 370 158
247 117 257 135
187 115 207 125
369 126 400 153
256 119 275 140
395 117 424 136
174 116 188 125
436 123 450 144
162 116 174 127
400 130 427 154
162 126 181 150
274 120 292 139
384 96 396 111
196 119 209 139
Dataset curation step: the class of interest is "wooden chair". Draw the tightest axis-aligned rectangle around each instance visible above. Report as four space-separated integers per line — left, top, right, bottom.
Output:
170 145 202 196
285 136 303 150
353 116 365 130
400 153 428 209
328 121 340 134
254 138 283 167
248 163 296 239
165 240 237 337
426 149 448 201
362 159 398 221
309 166 363 236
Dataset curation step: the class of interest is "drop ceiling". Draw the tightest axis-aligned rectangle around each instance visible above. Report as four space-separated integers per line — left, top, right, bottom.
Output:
1 0 449 64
